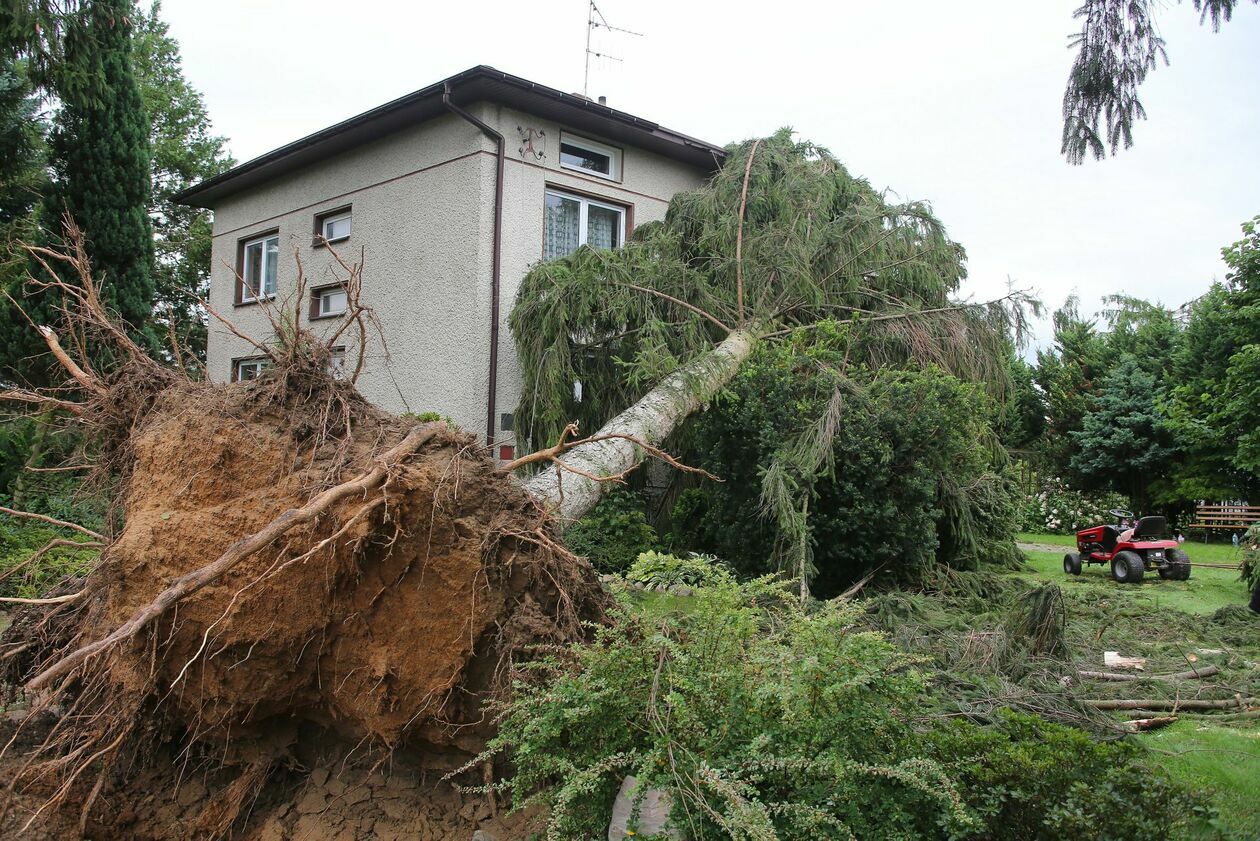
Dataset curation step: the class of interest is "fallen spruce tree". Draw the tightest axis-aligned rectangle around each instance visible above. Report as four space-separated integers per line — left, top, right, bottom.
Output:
0 133 1036 837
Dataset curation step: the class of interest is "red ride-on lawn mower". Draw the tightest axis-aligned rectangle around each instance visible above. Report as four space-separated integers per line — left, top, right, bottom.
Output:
1064 509 1191 583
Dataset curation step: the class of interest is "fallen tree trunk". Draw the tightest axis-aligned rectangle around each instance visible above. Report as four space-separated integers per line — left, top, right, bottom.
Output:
1085 697 1257 711
524 325 761 523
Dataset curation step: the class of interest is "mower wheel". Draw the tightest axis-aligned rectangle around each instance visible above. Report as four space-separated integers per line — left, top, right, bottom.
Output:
1063 553 1082 575
1168 548 1191 581
1112 550 1144 584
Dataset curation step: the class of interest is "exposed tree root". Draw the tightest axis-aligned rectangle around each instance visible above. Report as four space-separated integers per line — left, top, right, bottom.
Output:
0 220 611 837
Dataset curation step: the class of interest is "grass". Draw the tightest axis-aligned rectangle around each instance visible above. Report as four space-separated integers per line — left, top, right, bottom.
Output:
1018 533 1259 838
1020 548 1248 616
1143 721 1260 839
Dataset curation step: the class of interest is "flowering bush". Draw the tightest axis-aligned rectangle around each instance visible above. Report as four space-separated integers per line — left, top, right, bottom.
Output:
1020 477 1129 534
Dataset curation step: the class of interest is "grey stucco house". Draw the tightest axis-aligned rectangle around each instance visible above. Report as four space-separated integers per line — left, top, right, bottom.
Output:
175 66 725 459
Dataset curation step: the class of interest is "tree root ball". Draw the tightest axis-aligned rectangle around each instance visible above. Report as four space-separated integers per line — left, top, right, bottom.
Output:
67 382 608 755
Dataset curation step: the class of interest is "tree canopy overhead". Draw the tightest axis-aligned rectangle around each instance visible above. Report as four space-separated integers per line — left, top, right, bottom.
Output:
1062 0 1257 164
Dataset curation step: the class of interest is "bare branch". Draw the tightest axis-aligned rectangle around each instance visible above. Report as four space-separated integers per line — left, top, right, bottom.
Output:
735 138 762 324
0 506 105 541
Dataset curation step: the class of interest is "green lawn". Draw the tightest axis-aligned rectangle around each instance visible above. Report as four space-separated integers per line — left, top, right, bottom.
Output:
1016 532 1248 616
1143 721 1260 839
1018 533 1258 838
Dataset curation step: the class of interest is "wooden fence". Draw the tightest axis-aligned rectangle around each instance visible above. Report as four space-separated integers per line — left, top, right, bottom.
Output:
1187 503 1259 530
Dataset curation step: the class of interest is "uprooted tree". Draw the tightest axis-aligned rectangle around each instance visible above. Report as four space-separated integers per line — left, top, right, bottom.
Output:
0 131 1030 834
513 130 1035 596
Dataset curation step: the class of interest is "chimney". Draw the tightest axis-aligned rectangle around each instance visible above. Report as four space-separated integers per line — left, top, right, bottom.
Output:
598 95 607 106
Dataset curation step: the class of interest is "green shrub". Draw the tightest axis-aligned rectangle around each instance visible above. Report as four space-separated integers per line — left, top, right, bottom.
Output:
925 711 1201 840
564 487 658 574
474 577 975 840
0 515 99 598
625 550 728 588
676 348 1018 596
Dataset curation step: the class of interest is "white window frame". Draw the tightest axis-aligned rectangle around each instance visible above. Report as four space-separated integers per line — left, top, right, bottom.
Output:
315 285 348 318
233 357 267 382
240 233 279 303
320 211 352 244
558 133 622 181
544 189 626 259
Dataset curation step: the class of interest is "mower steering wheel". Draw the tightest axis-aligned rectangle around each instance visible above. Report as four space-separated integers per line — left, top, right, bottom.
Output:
1109 508 1134 521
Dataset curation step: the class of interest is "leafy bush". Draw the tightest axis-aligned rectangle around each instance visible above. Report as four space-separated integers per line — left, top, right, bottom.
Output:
0 515 99 598
1020 474 1129 534
925 711 1201 840
564 487 659 574
677 345 1018 595
479 572 1205 840
1242 522 1260 598
625 550 728 588
476 577 976 840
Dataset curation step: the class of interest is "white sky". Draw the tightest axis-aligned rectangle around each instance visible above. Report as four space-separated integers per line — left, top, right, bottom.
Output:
158 0 1260 349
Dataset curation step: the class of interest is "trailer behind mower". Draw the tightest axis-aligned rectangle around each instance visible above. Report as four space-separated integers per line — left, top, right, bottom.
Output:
1064 509 1190 583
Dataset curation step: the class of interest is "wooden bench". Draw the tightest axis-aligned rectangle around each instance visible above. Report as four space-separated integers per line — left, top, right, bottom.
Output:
1187 503 1259 530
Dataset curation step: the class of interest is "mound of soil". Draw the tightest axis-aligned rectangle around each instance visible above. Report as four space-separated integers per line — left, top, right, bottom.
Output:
2 374 608 837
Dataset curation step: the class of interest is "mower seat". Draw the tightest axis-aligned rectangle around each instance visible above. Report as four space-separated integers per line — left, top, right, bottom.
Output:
1131 516 1167 540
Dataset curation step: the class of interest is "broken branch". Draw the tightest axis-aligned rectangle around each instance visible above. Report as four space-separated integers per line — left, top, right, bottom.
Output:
0 506 105 541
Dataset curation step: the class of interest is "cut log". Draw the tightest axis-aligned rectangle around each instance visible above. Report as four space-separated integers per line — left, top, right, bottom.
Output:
1079 665 1220 682
525 326 760 524
1085 697 1257 711
1103 651 1146 670
1123 716 1177 731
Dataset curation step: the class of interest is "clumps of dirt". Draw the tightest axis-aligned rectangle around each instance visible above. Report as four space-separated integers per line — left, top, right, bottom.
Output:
1 362 609 836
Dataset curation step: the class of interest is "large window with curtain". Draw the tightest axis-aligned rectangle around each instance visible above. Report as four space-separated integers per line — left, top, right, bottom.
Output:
543 189 625 261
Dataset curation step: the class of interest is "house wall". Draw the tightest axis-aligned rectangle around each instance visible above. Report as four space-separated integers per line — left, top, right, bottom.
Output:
206 101 712 452
483 102 711 451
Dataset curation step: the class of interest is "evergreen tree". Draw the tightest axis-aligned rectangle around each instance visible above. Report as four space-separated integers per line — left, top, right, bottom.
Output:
0 0 156 384
1062 0 1257 164
46 0 154 337
1033 296 1112 480
1069 356 1174 512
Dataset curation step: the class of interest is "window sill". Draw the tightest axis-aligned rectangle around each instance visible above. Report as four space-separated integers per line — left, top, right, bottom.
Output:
312 236 351 250
310 311 346 321
234 294 277 308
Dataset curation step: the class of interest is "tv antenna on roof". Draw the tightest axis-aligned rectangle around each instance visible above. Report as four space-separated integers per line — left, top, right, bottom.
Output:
584 0 642 99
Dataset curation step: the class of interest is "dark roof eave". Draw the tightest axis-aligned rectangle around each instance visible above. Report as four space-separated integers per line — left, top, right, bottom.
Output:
174 65 726 209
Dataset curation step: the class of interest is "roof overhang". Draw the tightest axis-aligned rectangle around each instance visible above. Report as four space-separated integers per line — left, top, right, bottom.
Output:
174 65 727 209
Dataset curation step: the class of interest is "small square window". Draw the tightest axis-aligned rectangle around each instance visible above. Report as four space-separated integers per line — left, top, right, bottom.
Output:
558 134 621 180
314 207 352 246
233 357 268 382
315 286 348 318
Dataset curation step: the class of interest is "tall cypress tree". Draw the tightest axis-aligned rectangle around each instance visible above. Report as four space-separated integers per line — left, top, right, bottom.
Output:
45 0 155 337
0 0 157 385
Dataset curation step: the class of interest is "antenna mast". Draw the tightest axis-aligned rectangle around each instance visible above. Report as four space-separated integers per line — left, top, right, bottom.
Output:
583 0 642 98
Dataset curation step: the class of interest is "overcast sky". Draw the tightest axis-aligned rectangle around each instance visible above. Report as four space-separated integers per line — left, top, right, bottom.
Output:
158 0 1260 349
